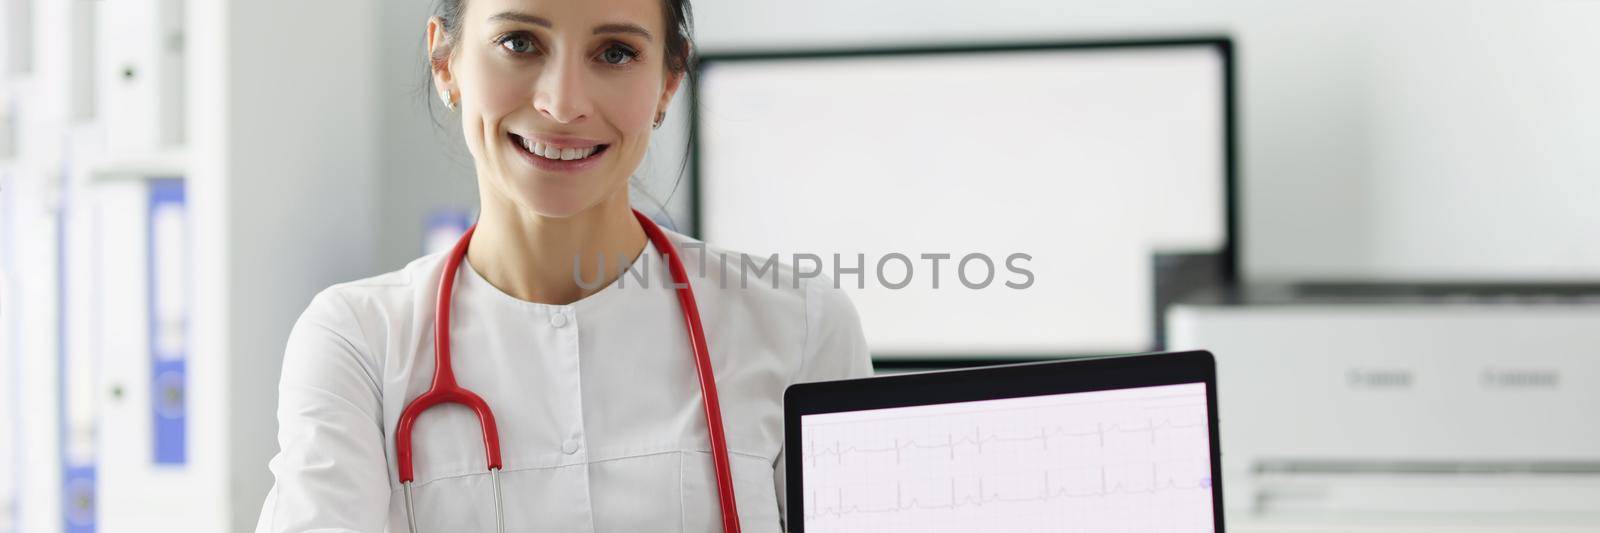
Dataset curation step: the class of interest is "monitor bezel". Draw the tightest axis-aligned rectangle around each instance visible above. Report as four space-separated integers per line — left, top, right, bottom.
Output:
688 37 1240 363
783 350 1225 532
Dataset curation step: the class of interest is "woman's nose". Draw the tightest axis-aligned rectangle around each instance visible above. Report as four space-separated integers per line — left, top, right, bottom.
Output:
533 54 592 124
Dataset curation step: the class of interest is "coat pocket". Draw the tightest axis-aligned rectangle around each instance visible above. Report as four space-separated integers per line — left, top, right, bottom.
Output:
679 451 782 533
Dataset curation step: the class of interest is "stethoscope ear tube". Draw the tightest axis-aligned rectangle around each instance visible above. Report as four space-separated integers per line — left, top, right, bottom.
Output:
395 223 505 483
395 223 508 532
401 468 505 533
634 209 744 533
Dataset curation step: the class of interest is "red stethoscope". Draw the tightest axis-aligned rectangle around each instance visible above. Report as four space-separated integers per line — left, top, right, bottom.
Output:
393 209 742 533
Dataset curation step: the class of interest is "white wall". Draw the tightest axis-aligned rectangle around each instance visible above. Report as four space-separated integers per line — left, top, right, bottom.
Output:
375 0 481 271
376 0 1600 282
206 0 382 529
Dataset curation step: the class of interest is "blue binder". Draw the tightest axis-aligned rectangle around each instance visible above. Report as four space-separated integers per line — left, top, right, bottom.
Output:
147 178 187 465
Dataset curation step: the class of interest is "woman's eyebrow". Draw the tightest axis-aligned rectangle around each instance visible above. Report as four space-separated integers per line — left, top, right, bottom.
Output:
593 23 653 43
487 11 654 43
488 11 552 28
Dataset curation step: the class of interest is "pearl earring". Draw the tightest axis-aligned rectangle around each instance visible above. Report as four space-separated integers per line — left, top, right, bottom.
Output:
652 112 664 129
440 90 455 111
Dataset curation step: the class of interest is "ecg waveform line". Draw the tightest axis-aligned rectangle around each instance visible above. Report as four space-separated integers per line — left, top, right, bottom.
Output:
804 418 1206 467
805 468 1213 519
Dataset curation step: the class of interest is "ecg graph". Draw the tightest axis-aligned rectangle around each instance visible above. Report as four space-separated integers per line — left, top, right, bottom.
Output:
800 383 1215 533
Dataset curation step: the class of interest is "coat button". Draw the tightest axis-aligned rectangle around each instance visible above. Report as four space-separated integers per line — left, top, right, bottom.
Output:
561 438 581 455
550 311 569 328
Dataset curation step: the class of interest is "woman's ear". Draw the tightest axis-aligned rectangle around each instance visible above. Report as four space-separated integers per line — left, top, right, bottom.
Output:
426 17 456 101
656 71 685 121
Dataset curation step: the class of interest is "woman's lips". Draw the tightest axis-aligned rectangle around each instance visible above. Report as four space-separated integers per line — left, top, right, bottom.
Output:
508 132 609 173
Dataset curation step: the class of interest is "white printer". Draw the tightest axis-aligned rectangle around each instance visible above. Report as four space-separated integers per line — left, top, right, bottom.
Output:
1166 285 1600 531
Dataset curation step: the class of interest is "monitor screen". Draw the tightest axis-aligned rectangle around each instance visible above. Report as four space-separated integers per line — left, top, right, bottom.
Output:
798 382 1216 532
695 41 1231 359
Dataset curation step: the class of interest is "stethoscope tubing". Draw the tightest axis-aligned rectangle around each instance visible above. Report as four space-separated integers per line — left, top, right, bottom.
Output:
392 209 742 533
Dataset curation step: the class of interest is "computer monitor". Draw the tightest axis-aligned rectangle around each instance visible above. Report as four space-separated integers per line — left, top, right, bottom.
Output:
784 351 1224 532
693 38 1236 362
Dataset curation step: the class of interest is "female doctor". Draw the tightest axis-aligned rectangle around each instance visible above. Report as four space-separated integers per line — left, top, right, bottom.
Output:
253 0 872 531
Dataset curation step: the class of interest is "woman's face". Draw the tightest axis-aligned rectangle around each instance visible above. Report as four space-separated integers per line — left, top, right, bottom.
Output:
430 0 681 218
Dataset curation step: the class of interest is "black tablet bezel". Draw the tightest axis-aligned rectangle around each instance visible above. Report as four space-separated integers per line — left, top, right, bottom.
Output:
783 350 1224 532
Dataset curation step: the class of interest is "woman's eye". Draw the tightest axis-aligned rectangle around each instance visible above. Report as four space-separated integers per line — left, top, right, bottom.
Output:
497 34 537 55
598 44 638 66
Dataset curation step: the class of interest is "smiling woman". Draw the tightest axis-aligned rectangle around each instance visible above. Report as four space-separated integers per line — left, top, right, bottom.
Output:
253 0 875 532
427 0 691 228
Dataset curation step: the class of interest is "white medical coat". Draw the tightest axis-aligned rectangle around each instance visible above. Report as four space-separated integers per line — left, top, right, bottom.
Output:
254 229 873 532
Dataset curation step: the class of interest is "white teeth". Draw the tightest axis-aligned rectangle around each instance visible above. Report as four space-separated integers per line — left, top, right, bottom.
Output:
520 137 599 161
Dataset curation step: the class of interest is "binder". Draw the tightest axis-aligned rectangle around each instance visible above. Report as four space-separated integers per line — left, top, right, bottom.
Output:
60 158 95 533
147 178 186 465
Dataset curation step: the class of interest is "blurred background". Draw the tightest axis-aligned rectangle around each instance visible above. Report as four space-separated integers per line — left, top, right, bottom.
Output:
2 0 1599 531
